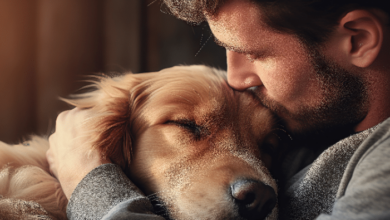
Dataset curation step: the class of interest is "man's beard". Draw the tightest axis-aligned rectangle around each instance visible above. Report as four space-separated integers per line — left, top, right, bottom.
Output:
253 48 369 141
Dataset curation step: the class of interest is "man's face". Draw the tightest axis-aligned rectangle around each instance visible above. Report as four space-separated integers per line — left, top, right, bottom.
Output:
208 0 368 135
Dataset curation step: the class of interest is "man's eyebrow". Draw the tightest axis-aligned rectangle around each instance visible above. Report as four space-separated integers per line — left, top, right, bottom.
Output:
213 36 255 55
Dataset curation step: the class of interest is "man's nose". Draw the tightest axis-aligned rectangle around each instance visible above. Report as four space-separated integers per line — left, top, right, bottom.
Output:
227 50 262 91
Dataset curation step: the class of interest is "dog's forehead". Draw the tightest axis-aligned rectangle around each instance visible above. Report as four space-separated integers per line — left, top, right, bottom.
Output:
138 66 233 124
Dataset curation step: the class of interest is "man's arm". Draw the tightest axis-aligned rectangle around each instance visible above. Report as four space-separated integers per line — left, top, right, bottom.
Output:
67 163 164 220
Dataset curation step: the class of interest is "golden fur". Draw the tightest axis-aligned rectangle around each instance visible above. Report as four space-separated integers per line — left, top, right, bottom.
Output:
0 65 278 220
0 137 67 219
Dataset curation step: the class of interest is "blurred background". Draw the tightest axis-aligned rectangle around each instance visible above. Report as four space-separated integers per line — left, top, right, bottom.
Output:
0 0 226 143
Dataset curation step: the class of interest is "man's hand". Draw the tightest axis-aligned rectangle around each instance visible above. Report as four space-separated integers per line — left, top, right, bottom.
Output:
46 107 111 199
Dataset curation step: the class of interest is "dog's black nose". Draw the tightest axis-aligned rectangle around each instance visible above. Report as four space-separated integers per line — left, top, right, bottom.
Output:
231 179 276 220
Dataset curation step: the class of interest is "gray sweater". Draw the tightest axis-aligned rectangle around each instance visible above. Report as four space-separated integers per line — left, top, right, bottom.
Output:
67 118 390 220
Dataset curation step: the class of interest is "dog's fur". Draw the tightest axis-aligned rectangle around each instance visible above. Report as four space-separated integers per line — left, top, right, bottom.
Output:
0 65 279 220
0 137 67 219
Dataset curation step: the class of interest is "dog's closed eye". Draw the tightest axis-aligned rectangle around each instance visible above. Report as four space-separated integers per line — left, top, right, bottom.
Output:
166 119 204 140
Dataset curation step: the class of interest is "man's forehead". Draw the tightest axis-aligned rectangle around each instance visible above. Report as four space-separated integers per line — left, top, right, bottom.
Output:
206 0 262 34
206 0 271 53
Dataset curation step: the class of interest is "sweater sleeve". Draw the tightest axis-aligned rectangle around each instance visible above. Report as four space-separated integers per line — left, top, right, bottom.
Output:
316 123 390 220
66 163 164 220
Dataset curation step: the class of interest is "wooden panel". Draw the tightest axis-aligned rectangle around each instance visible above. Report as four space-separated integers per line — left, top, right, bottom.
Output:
36 0 104 134
103 0 141 73
145 2 227 72
0 1 37 143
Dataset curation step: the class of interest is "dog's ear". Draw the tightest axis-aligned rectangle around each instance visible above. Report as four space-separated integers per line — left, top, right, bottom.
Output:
61 73 153 174
90 85 133 174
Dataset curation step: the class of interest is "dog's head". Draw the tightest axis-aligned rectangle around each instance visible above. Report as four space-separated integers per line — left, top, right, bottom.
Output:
64 65 279 220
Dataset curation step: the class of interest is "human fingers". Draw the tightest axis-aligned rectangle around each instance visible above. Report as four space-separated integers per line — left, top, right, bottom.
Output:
47 133 58 178
55 108 85 138
46 149 58 178
54 108 93 150
48 108 88 180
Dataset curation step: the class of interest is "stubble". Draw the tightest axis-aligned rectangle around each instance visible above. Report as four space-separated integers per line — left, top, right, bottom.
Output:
253 46 369 140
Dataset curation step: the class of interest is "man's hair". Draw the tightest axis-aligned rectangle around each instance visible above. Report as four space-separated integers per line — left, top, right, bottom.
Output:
163 0 390 45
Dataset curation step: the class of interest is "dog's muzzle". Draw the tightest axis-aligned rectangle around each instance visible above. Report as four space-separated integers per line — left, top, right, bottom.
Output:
231 179 277 220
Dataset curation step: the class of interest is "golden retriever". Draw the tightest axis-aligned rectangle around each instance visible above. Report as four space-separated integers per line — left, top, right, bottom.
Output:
0 65 279 220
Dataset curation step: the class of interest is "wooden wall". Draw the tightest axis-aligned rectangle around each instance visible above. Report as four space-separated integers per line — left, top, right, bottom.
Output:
0 0 226 143
0 1 38 143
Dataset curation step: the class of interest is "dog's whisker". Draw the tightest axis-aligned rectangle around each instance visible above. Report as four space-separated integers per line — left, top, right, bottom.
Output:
195 32 213 57
147 0 159 7
271 127 293 141
272 126 288 133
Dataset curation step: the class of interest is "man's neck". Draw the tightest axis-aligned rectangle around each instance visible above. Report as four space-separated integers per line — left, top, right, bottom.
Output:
355 106 390 132
354 68 390 132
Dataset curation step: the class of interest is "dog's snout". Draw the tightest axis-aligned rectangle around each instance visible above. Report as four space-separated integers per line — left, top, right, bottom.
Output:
231 179 276 220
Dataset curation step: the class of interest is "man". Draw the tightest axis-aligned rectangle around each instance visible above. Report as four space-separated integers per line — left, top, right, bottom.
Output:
47 0 390 219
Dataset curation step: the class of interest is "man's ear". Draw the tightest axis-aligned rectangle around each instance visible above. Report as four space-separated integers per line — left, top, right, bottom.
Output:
338 10 384 68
